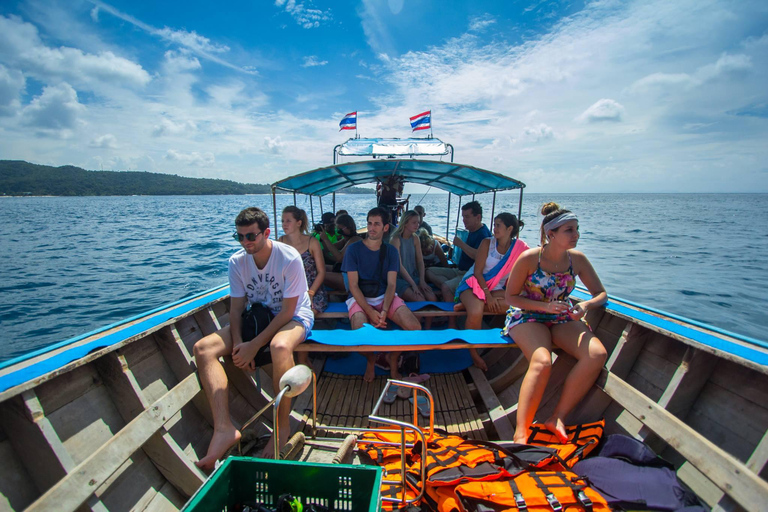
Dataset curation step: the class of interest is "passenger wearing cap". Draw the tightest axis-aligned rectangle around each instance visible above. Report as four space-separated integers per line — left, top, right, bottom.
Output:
313 212 342 265
503 202 607 445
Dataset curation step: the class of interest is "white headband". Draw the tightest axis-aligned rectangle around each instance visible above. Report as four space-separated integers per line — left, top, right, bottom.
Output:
543 212 578 234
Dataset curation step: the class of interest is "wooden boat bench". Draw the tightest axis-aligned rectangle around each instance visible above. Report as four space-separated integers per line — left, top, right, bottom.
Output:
295 323 515 352
314 300 506 320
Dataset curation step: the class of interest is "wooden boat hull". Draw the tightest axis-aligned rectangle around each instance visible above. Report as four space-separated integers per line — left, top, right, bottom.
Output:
0 285 766 511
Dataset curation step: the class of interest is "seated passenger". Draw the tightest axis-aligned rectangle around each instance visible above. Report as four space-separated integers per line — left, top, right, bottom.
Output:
414 205 433 236
390 210 438 302
193 207 312 467
323 214 363 290
455 213 529 371
426 200 491 302
313 211 341 265
419 229 449 268
341 207 421 382
504 202 608 443
279 206 328 316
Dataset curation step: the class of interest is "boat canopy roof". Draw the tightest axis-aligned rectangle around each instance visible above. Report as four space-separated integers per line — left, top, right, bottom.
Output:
337 137 450 157
272 159 525 197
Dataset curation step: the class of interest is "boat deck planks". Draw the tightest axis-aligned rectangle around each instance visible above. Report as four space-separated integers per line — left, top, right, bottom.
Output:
303 372 485 439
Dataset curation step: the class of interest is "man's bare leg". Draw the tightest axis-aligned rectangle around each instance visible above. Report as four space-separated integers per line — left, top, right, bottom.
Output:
193 326 242 471
261 321 307 458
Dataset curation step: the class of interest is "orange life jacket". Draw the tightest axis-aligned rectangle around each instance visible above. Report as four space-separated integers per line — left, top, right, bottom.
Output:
525 419 605 468
448 470 611 512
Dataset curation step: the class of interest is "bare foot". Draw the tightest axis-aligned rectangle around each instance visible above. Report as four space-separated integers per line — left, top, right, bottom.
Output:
390 368 402 381
261 424 291 459
544 416 568 443
261 432 276 459
453 303 466 311
513 426 529 444
469 349 488 371
196 427 241 471
363 362 375 383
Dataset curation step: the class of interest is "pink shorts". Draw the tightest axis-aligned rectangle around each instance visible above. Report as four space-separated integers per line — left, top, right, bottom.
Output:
348 296 407 319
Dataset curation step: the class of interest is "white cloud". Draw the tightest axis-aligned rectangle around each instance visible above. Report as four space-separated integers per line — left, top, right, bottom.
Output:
92 1 254 74
0 15 151 90
90 134 117 148
628 73 697 94
264 136 286 154
358 0 395 57
155 27 230 54
696 52 752 81
21 82 85 134
164 149 215 167
274 0 332 29
0 63 24 116
468 14 496 32
523 123 555 142
90 6 99 22
152 118 197 137
302 56 328 67
577 99 625 123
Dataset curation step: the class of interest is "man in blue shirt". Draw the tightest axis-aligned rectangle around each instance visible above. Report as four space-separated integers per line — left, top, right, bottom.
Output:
426 201 492 301
342 207 421 382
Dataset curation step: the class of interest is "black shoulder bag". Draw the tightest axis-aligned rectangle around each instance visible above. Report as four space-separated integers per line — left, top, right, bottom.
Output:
240 302 275 367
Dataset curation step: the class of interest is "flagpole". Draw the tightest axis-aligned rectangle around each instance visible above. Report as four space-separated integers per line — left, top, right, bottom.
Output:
430 108 433 138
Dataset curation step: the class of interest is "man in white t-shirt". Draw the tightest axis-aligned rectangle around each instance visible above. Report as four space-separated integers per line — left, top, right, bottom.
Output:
194 207 313 470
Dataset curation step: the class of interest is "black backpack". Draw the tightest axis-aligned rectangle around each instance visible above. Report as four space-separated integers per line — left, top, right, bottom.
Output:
240 302 275 367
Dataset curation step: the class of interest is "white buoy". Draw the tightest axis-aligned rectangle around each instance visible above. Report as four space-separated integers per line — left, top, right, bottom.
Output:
279 364 312 397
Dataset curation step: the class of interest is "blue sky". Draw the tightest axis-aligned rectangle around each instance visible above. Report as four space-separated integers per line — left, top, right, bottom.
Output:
0 0 766 192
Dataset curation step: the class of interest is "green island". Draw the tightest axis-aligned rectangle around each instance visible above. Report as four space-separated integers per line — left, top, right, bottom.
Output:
0 160 373 196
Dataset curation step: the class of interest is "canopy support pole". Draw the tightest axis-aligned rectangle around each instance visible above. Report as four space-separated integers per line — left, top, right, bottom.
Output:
332 192 336 213
518 189 524 224
454 195 462 234
319 195 324 216
293 192 296 206
446 192 452 240
271 186 278 240
310 195 315 225
490 191 497 228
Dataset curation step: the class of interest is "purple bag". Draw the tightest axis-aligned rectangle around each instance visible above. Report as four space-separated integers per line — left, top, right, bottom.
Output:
573 435 706 511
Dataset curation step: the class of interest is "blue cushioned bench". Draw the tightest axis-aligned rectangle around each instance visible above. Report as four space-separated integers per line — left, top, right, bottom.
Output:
295 323 514 352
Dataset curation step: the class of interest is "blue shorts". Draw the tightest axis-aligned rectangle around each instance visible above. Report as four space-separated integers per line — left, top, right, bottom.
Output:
293 315 313 341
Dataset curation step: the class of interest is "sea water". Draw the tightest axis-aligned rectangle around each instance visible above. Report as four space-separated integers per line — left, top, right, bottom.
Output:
0 193 766 362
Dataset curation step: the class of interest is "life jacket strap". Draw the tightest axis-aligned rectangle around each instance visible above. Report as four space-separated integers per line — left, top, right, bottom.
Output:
508 478 527 511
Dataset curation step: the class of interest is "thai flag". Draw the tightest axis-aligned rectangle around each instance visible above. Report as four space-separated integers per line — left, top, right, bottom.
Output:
339 112 357 131
410 110 431 131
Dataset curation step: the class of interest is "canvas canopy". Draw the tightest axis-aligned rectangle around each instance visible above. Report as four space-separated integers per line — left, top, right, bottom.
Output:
272 159 525 197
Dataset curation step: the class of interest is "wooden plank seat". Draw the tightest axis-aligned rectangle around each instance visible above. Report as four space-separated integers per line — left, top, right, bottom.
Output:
295 324 514 352
314 300 505 320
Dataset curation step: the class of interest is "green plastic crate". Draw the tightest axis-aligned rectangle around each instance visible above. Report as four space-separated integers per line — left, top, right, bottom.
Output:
183 457 382 512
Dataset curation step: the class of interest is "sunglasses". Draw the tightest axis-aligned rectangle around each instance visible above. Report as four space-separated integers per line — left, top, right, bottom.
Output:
232 231 263 242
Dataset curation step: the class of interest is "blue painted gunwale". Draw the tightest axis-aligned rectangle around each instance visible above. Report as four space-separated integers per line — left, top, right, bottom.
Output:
1 284 765 396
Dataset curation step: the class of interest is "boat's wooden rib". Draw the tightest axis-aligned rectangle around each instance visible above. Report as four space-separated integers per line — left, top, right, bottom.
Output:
596 369 768 512
468 366 515 440
25 373 200 512
93 352 205 497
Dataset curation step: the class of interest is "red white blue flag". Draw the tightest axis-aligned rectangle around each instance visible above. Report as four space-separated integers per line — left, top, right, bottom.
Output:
410 110 431 131
339 111 357 131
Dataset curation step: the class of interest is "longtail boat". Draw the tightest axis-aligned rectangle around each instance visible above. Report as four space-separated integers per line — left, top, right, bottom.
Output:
0 138 766 511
